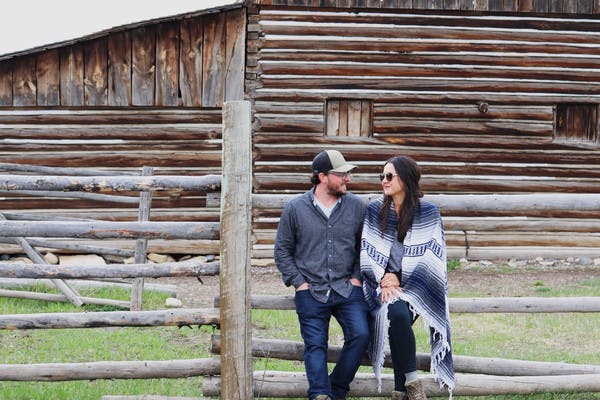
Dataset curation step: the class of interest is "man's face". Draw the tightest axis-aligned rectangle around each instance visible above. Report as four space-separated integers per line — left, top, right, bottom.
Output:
323 171 351 197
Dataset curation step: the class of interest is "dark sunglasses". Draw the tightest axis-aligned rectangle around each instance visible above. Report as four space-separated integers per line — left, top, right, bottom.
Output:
379 172 399 182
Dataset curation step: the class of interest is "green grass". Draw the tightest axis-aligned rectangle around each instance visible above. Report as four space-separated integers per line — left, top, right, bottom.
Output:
1 275 600 399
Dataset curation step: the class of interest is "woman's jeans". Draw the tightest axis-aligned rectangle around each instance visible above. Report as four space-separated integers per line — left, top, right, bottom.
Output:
388 299 417 391
295 286 370 400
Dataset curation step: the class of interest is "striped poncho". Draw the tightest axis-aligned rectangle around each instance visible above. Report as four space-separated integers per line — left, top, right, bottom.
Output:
360 197 455 395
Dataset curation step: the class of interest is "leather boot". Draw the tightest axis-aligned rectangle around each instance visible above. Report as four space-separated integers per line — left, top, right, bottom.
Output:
405 379 427 400
391 390 406 400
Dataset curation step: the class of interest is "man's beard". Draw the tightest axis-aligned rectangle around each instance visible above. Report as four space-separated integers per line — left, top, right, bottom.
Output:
327 181 346 197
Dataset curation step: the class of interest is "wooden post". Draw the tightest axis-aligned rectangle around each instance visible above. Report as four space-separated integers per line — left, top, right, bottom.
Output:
131 166 153 311
220 100 252 400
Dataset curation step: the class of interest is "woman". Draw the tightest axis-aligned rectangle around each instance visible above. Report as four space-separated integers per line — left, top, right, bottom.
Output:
360 156 454 400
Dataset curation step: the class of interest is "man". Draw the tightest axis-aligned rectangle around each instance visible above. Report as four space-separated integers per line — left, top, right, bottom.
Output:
274 149 369 400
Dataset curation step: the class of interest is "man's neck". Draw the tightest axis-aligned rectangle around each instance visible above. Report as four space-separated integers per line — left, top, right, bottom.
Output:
313 185 341 208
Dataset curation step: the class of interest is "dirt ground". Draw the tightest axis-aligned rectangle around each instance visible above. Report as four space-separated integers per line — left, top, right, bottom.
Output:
158 258 600 308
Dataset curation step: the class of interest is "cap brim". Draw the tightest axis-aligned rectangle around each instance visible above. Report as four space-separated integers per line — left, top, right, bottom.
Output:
330 163 356 173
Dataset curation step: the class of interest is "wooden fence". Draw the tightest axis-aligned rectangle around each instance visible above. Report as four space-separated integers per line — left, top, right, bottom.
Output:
0 100 598 399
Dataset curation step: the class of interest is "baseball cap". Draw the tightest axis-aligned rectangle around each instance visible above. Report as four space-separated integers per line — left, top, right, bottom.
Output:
311 150 357 174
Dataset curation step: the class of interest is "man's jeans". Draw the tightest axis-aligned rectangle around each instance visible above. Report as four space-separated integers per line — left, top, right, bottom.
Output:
295 286 370 400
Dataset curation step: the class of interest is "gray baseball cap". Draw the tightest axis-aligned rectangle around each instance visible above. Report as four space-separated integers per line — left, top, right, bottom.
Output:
311 150 356 174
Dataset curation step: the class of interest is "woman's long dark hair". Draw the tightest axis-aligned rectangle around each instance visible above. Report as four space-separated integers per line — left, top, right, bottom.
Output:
379 156 423 242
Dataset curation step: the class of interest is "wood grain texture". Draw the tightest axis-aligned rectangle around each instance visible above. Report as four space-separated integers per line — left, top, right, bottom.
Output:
84 38 108 106
108 31 132 106
202 13 226 107
156 22 180 106
180 17 204 106
12 56 36 107
132 26 156 106
0 61 12 106
225 9 246 102
36 50 60 106
60 45 84 106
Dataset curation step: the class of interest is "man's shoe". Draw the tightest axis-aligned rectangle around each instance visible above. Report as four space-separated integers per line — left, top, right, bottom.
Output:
314 395 331 400
391 390 406 400
405 379 427 400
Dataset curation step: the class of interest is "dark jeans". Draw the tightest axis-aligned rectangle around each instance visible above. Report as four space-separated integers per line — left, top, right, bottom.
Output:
388 299 417 391
295 286 370 400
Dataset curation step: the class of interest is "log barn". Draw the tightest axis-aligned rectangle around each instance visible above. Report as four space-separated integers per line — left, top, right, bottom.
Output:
0 0 599 260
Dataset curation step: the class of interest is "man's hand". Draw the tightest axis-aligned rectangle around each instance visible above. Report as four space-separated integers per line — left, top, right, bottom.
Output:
350 277 363 287
296 282 309 291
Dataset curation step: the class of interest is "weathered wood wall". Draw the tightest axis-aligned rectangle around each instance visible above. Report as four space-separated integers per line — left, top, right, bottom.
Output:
0 9 245 241
0 8 245 107
251 0 600 14
247 5 600 258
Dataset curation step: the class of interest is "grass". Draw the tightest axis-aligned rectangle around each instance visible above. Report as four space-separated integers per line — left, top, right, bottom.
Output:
1 266 599 399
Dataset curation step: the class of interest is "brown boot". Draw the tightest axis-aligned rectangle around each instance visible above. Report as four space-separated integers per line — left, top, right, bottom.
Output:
391 390 406 400
405 379 427 400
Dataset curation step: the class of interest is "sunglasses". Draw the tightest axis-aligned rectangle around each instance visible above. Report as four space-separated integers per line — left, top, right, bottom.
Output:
379 172 399 182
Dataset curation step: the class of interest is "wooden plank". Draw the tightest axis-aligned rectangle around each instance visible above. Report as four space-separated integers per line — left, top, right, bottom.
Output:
132 26 156 106
360 99 371 137
326 99 339 136
84 38 108 106
518 0 533 11
532 0 549 12
258 9 600 31
260 62 600 83
220 101 253 400
0 124 222 141
108 31 132 106
0 109 221 124
36 50 60 106
260 76 599 96
156 22 180 106
347 99 362 136
179 17 204 107
261 37 599 56
0 358 220 382
60 45 84 106
258 50 600 70
12 56 36 107
254 88 600 105
0 61 12 106
202 13 226 107
338 99 348 136
225 8 246 102
0 213 82 307
131 166 153 311
0 308 220 330
445 0 460 9
577 0 595 13
203 371 600 398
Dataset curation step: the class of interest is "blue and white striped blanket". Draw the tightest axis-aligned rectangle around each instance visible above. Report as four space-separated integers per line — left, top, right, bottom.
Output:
360 197 455 395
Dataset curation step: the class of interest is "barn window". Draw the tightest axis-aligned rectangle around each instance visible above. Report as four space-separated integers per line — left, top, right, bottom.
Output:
554 103 599 145
325 99 372 137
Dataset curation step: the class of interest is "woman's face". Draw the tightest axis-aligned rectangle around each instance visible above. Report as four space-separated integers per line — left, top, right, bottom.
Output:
381 163 404 197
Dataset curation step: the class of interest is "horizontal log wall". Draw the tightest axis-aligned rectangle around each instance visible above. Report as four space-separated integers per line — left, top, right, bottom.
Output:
250 0 600 14
247 5 600 258
0 9 245 107
0 109 222 228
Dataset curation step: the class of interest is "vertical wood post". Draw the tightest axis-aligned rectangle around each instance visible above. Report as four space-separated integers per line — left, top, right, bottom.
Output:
130 166 153 311
220 100 252 399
